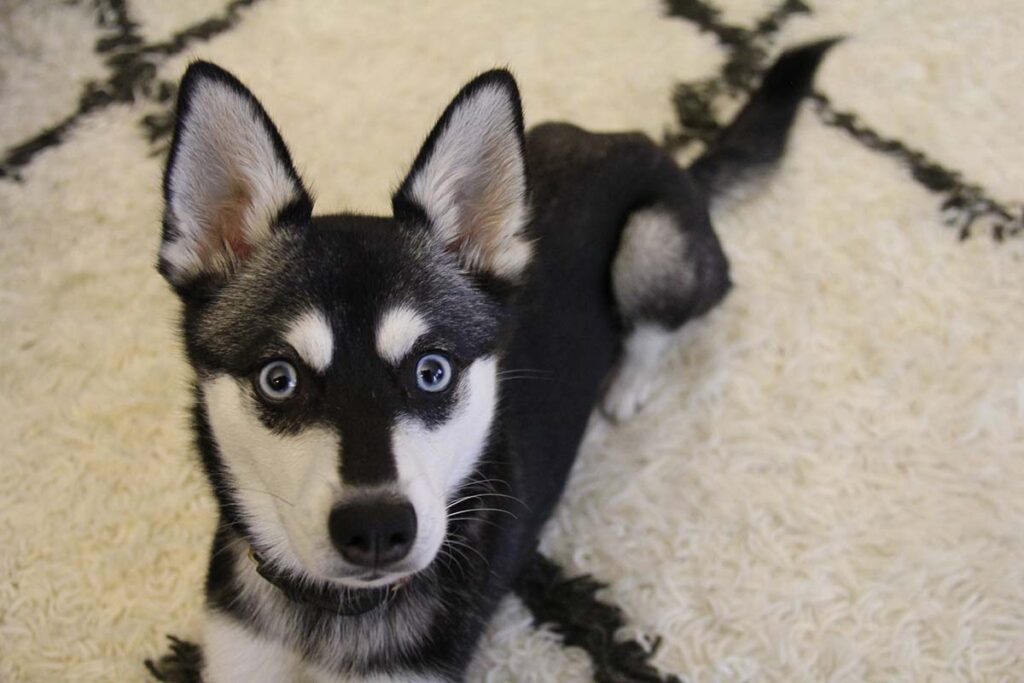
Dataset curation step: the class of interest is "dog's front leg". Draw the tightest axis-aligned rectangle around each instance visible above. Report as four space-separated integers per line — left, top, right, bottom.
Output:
202 610 303 683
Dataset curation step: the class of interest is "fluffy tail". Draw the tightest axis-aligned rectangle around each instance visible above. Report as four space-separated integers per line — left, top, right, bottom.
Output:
691 38 839 194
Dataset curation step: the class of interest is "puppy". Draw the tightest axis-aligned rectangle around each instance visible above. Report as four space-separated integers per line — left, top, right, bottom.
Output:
158 41 832 682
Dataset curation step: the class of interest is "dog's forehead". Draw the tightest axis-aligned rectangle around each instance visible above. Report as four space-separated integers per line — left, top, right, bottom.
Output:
303 218 485 333
192 215 500 369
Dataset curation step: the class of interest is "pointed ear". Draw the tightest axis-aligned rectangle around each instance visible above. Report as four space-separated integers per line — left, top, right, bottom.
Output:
159 61 312 292
393 70 531 283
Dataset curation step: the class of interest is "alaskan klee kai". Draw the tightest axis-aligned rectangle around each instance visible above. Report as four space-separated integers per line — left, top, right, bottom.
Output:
158 41 833 682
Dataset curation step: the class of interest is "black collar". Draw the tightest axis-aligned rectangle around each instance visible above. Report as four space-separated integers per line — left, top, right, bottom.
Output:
247 548 399 617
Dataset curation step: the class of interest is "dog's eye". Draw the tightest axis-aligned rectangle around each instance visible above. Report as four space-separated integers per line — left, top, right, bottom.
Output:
257 360 299 401
415 353 452 393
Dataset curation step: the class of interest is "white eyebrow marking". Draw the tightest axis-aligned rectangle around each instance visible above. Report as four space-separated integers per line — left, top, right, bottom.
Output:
285 309 334 372
376 305 429 365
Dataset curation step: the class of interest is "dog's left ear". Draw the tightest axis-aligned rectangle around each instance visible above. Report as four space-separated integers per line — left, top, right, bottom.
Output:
393 70 531 284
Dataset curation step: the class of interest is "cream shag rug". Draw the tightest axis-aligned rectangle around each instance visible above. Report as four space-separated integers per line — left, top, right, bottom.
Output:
2 1 1023 681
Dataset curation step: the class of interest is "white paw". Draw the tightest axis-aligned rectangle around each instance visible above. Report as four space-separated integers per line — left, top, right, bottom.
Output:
601 325 675 423
601 363 663 423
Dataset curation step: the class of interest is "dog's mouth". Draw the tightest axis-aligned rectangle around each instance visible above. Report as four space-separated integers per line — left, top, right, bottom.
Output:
337 569 415 590
248 547 417 615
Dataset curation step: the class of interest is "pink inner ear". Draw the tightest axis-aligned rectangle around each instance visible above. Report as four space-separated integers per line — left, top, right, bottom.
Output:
200 181 254 265
226 230 252 262
443 152 524 269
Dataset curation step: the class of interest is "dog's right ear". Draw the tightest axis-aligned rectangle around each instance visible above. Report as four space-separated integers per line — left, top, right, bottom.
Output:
159 61 312 295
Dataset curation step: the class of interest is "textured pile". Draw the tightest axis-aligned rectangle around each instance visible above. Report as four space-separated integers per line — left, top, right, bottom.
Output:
2 1 1022 681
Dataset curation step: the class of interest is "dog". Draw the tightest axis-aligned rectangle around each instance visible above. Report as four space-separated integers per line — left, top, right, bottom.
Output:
157 41 833 682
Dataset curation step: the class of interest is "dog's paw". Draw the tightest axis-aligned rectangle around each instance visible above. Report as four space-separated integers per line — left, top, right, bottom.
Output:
600 362 664 423
601 325 676 423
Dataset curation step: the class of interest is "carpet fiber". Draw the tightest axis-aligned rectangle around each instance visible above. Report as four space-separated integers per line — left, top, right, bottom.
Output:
2 1 1023 681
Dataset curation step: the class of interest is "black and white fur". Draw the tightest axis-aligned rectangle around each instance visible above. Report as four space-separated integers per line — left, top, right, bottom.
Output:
159 42 833 682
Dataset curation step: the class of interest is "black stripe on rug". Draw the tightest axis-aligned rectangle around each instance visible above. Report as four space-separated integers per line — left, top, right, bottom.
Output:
663 0 810 147
809 93 1023 240
0 0 263 180
662 0 1024 240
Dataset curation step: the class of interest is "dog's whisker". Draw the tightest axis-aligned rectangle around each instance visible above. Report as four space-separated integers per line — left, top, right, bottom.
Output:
460 475 512 488
433 547 462 576
439 541 473 573
496 374 555 382
447 506 518 520
445 494 481 510
443 537 487 570
446 489 511 507
445 535 490 568
237 487 297 508
458 474 518 493
446 515 504 532
496 367 552 376
446 491 529 511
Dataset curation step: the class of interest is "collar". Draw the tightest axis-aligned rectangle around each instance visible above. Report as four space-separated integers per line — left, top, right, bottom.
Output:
247 547 400 617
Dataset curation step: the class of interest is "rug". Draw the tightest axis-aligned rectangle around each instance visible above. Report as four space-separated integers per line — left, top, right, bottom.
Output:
2 1 1022 681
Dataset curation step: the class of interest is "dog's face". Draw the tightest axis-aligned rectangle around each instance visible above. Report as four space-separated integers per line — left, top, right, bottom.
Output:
159 63 529 588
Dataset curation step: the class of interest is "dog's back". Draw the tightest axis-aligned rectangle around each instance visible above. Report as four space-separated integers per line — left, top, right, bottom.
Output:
507 40 835 534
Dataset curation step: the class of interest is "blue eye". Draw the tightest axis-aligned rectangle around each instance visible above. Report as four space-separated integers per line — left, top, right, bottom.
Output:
257 360 298 401
415 353 452 393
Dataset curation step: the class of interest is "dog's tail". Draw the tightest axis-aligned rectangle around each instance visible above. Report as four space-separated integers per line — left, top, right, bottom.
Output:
690 38 839 195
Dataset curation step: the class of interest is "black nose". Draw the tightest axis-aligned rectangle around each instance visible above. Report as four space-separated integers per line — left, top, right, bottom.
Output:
328 500 417 568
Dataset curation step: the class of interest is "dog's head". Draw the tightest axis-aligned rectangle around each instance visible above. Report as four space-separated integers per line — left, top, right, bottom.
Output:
159 63 529 588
